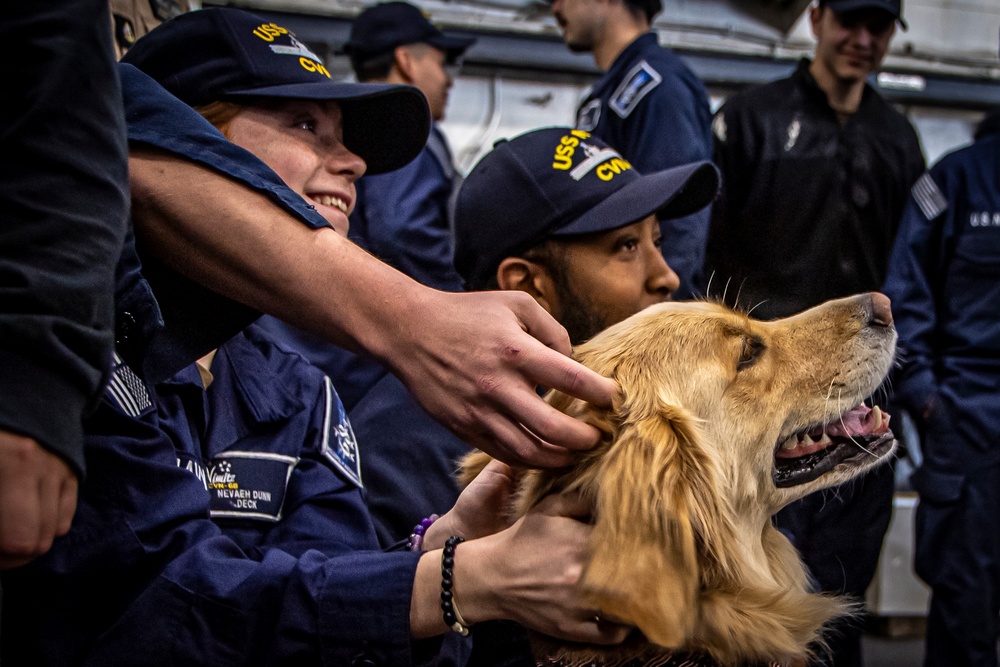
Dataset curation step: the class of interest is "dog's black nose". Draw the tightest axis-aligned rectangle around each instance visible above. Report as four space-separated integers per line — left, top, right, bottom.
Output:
869 292 893 327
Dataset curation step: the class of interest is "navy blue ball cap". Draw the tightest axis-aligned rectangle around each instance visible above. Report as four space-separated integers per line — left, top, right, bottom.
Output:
344 2 476 61
454 127 720 289
121 7 430 174
820 0 907 30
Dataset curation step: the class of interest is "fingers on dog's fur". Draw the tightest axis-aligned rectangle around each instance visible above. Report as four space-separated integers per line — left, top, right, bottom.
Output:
456 450 493 488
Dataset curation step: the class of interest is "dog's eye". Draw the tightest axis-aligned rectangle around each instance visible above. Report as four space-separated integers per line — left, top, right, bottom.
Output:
738 337 765 371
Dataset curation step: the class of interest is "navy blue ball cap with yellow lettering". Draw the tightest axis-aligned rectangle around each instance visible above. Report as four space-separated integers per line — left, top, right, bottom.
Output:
344 2 476 63
121 7 430 174
454 127 720 290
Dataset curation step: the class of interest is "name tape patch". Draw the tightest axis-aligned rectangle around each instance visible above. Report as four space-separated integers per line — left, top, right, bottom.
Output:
207 451 297 522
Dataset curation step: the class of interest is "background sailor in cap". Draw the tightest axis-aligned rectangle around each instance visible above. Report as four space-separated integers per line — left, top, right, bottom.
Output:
704 2 924 665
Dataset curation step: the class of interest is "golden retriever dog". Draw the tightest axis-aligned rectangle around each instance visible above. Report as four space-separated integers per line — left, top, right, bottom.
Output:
462 293 897 667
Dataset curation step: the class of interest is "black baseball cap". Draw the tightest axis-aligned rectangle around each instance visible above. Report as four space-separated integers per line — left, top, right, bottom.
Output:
121 7 430 174
454 128 720 289
546 0 662 22
820 0 907 30
344 2 476 62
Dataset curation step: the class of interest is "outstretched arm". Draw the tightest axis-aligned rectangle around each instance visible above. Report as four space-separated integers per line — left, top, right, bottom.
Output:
129 149 616 467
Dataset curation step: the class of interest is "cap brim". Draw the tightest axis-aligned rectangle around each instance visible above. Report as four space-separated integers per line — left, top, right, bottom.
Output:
226 81 430 174
426 33 477 60
553 161 720 237
824 0 907 30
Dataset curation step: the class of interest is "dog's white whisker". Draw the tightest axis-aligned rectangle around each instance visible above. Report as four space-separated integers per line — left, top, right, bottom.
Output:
746 299 769 317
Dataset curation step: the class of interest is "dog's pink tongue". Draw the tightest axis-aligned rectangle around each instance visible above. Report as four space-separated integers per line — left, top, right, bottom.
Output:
824 405 891 437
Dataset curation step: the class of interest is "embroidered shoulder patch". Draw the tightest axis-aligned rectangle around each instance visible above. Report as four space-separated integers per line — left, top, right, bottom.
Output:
207 451 297 522
321 377 363 488
105 352 153 417
577 99 602 131
912 172 948 221
609 61 662 119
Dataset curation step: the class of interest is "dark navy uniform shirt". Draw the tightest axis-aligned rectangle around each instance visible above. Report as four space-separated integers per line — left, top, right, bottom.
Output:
351 125 463 293
577 32 714 298
884 133 1000 473
350 372 469 548
706 59 924 319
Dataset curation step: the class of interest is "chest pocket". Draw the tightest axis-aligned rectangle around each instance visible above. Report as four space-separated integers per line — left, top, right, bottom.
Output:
953 213 1000 275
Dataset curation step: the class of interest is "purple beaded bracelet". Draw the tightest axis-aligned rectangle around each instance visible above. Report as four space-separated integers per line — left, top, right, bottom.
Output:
406 514 439 552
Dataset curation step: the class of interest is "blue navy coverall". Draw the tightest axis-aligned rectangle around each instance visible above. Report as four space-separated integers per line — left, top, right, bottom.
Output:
0 66 427 667
576 32 713 298
883 130 1000 667
350 372 469 548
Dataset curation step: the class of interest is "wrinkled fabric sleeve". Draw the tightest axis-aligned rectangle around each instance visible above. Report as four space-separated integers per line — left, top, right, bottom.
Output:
0 0 129 475
883 178 946 416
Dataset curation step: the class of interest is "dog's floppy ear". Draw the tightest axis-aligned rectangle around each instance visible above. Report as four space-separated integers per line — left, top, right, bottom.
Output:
580 398 736 649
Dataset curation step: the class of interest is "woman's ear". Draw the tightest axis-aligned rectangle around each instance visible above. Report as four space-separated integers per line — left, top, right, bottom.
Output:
496 257 557 316
581 402 735 649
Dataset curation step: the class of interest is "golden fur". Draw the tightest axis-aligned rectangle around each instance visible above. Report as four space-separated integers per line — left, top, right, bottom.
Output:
462 294 898 666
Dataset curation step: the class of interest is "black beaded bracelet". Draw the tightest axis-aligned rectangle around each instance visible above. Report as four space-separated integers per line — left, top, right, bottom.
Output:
440 535 470 636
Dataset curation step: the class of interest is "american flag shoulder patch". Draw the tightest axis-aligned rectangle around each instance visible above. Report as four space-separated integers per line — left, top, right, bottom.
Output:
912 172 948 221
105 352 153 417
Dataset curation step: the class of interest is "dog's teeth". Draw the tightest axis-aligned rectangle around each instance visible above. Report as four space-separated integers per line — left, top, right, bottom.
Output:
800 433 815 446
818 433 832 447
871 406 883 429
781 437 798 450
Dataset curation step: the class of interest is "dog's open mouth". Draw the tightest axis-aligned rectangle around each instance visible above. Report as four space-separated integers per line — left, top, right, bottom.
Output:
772 405 895 488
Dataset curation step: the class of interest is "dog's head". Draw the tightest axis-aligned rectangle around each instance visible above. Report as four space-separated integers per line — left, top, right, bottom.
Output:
508 293 897 664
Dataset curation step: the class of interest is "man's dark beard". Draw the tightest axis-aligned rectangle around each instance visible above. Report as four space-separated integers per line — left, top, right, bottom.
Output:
549 268 607 346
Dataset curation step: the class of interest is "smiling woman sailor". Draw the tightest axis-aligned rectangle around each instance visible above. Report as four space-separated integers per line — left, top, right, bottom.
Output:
0 8 632 667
